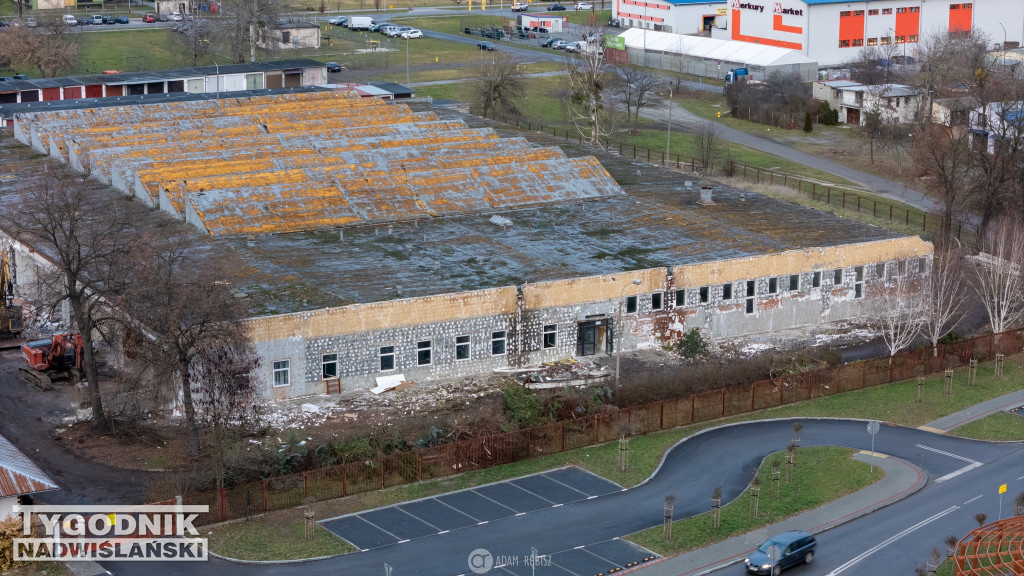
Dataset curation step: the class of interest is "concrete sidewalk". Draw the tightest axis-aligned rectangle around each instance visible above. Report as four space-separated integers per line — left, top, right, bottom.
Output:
921 388 1024 433
623 452 926 576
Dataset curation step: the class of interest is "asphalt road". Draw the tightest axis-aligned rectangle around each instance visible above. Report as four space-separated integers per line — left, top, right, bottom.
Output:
97 420 1022 576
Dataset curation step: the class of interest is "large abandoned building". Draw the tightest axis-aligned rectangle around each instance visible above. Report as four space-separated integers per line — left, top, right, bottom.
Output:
1 90 931 398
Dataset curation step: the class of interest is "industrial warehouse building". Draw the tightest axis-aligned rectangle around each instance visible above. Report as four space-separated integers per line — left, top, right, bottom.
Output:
615 0 1024 68
2 91 932 399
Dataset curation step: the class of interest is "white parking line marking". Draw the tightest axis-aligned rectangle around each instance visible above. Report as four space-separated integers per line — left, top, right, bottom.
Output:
574 545 586 550
437 530 449 534
825 506 959 576
963 495 983 505
515 512 526 516
916 444 982 483
587 495 598 499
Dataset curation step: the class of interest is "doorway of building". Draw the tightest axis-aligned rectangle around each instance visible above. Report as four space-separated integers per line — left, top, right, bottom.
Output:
577 318 613 356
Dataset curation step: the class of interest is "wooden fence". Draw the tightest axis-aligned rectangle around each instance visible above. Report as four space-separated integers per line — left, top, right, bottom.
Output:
175 329 1024 526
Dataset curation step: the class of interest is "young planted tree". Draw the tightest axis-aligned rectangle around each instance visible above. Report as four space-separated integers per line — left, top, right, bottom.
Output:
695 121 720 171
921 249 968 356
470 52 526 119
13 164 141 430
967 219 1024 334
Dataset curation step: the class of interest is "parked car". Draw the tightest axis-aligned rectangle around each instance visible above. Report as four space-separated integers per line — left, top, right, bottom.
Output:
77 17 91 25
401 29 422 39
386 25 411 36
337 16 348 26
92 14 105 24
550 39 568 49
156 13 170 21
326 61 343 72
477 40 497 51
170 12 183 21
574 2 593 9
11 74 29 80
608 17 620 26
565 40 584 52
540 36 557 47
327 15 345 24
0 77 9 82
0 20 7 28
115 15 129 24
103 15 117 24
511 1 528 10
370 22 387 32
25 17 37 27
142 13 156 22
546 4 566 10
744 531 816 575
62 14 78 26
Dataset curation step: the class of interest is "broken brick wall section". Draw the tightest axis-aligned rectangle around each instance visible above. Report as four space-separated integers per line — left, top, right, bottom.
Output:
244 237 933 398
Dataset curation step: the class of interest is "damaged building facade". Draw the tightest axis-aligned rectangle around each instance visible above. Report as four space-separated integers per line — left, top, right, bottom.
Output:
5 91 932 399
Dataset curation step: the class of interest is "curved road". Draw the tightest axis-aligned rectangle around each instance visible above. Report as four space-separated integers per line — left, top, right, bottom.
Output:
99 419 1023 576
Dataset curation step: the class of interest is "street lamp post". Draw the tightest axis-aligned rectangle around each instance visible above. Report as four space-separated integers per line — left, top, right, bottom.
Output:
999 22 1007 66
614 278 642 393
406 35 410 85
642 2 648 67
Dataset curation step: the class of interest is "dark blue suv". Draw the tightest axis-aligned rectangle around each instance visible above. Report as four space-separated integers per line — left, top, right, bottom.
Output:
744 531 816 575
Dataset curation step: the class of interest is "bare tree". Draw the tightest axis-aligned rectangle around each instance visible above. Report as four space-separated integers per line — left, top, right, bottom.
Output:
3 0 29 18
911 120 973 244
565 35 617 148
695 121 720 171
617 64 662 135
191 342 260 489
0 18 79 78
215 0 283 64
13 164 140 430
967 218 1024 334
866 261 925 361
470 52 526 119
921 248 968 356
121 231 251 455
172 13 212 67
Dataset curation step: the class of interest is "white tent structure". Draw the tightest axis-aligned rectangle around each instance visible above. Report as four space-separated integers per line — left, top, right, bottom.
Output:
615 29 818 82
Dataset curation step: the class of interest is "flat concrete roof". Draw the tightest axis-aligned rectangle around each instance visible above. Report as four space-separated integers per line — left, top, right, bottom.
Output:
0 101 900 317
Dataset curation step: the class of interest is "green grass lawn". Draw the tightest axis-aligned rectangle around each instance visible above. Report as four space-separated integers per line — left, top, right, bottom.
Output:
206 355 1022 560
950 411 1024 441
627 447 883 556
207 518 353 561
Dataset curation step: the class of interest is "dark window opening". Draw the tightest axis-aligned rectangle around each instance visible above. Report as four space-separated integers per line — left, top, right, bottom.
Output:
675 289 686 306
379 346 395 371
746 280 755 297
699 286 709 303
745 298 754 314
722 283 733 300
543 324 557 348
417 340 432 366
491 331 507 355
855 266 864 282
625 295 638 313
789 274 799 291
812 271 821 288
768 277 778 294
456 335 470 360
651 293 663 310
834 268 843 285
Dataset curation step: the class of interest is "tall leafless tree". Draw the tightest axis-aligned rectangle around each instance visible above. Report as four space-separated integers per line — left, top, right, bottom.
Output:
172 13 212 67
911 121 973 245
967 218 1024 334
866 260 925 361
470 52 526 119
13 164 140 430
215 0 283 63
616 64 661 135
921 248 968 356
4 0 30 18
121 231 251 455
565 34 617 148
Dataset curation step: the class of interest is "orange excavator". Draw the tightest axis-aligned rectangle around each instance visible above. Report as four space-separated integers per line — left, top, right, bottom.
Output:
20 333 83 391
0 250 24 340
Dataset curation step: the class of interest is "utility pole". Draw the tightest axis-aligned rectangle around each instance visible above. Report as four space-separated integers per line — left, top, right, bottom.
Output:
665 86 673 162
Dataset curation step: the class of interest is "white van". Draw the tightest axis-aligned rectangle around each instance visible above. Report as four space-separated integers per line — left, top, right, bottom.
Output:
62 14 78 26
91 14 104 24
347 16 374 30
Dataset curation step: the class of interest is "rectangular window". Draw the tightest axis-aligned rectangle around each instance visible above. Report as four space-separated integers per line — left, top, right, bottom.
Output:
855 266 865 282
876 262 886 278
839 39 851 48
853 9 864 15
852 38 864 47
417 340 432 366
881 7 892 13
625 295 638 314
855 283 864 298
745 297 754 314
273 360 290 387
722 283 733 300
379 346 396 371
491 331 507 356
896 7 906 13
898 260 907 275
651 293 663 310
868 37 878 45
543 324 557 349
908 34 918 42
812 271 821 288
896 35 906 43
789 274 799 291
909 6 918 12
868 8 878 14
834 268 843 285
746 280 755 297
880 36 892 44
675 289 686 307
699 286 710 303
456 335 470 361
840 10 851 16
768 277 778 294
321 353 338 379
